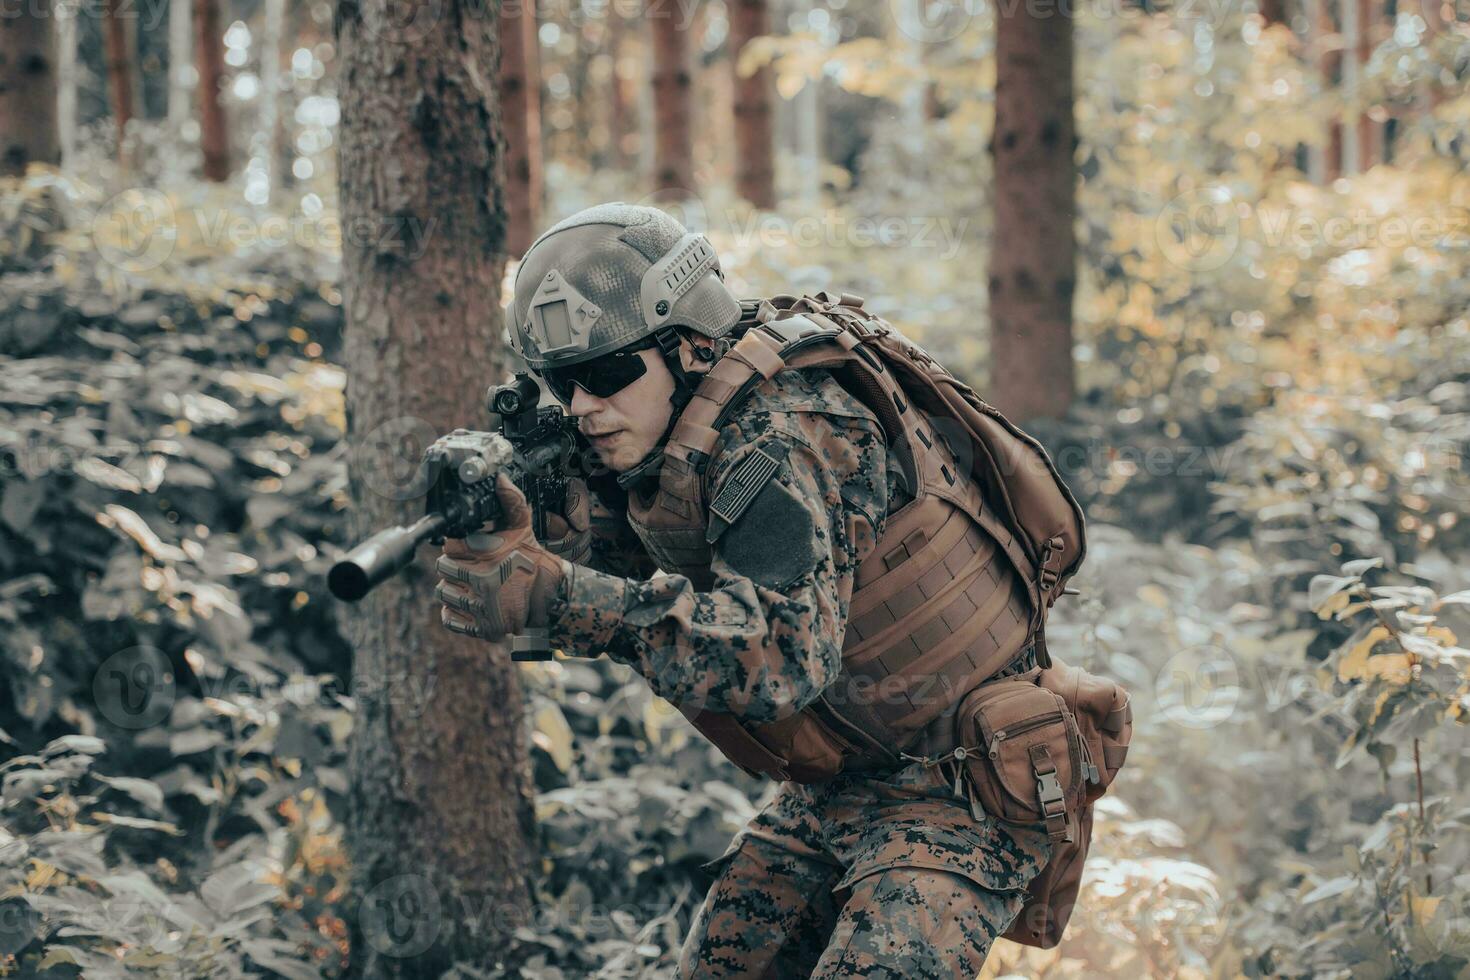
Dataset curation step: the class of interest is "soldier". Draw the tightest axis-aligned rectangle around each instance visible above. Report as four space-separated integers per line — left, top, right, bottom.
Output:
434 203 1055 977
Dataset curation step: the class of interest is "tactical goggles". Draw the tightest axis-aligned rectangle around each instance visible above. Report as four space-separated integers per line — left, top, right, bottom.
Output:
540 338 658 405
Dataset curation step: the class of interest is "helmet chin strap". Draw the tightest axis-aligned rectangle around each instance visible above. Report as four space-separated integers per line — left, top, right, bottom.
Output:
617 328 704 490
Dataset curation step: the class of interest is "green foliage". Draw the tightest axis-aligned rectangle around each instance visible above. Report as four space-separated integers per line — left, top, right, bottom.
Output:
0 171 352 975
4 0 1469 972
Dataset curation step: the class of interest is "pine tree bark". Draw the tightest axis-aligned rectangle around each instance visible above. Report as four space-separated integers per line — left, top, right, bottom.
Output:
1353 0 1380 168
194 0 229 181
988 0 1076 421
651 2 695 195
608 9 629 167
1313 0 1344 182
168 0 192 129
0 2 60 175
729 0 774 209
102 0 135 161
260 0 286 198
499 0 542 255
335 0 535 973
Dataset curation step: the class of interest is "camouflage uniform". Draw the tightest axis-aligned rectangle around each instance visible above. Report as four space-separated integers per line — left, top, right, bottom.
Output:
547 367 1051 977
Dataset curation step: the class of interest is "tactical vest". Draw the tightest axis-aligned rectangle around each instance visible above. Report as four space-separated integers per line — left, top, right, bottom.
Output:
623 292 1086 783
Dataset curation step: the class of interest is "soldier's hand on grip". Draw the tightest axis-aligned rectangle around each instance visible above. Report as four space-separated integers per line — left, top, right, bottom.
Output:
541 477 592 564
435 474 566 641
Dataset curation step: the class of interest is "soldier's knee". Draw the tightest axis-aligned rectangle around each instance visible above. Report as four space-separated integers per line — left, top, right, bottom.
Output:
813 866 1028 979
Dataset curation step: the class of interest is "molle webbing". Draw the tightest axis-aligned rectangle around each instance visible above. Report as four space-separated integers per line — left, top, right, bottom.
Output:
622 298 1079 783
833 495 1032 739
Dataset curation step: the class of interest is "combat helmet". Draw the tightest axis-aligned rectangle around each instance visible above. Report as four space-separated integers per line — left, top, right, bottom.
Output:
509 204 742 404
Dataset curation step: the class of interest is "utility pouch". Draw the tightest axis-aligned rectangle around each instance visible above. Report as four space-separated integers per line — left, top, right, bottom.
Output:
954 673 1087 844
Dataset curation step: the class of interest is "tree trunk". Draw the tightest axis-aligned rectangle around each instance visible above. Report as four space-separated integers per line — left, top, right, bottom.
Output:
102 0 134 164
1312 0 1344 182
729 0 775 209
56 0 77 171
194 0 229 181
651 5 695 195
608 9 629 167
988 0 1076 422
260 0 286 199
500 0 542 254
1353 0 1380 169
334 0 536 974
168 0 192 131
0 0 60 175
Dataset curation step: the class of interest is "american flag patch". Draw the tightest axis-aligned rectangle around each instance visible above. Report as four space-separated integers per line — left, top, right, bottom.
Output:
710 447 782 527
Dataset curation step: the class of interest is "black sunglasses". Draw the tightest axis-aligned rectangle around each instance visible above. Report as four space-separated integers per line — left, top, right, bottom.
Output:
540 339 658 405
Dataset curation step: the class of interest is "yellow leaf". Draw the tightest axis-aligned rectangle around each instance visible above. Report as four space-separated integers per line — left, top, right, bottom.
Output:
1137 584 1170 608
1318 591 1352 620
1410 894 1442 925
1426 626 1457 646
1339 625 1390 680
643 698 664 749
532 703 575 773
776 71 809 101
1367 688 1394 725
1364 654 1413 685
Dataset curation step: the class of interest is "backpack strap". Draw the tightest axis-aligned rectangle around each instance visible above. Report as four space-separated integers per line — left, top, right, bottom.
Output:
665 315 846 469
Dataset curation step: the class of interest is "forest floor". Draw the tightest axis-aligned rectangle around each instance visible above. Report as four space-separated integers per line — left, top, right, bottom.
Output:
2 172 1469 978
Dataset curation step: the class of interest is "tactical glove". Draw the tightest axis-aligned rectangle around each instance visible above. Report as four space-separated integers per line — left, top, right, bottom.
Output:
436 474 567 641
541 477 592 564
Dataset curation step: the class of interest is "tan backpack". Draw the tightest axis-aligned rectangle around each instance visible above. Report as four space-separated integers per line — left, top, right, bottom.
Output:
768 293 1131 950
759 291 1088 654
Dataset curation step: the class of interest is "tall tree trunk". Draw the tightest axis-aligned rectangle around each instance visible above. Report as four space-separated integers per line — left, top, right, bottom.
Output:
638 28 656 181
168 0 192 133
259 0 286 199
608 9 629 167
103 0 134 165
1353 0 1380 169
1312 0 1344 182
57 0 77 172
195 0 229 181
500 0 542 254
891 0 928 158
729 0 775 208
791 0 821 204
0 2 60 175
988 0 1076 421
651 4 695 195
335 0 535 974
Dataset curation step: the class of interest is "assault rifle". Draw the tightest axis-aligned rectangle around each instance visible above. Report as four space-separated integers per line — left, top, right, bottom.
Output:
327 373 582 660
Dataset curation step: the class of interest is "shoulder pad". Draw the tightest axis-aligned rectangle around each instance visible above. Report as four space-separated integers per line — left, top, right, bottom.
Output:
756 314 842 352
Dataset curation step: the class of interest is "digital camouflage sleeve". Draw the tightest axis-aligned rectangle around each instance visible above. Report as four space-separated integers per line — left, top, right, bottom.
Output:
548 368 906 724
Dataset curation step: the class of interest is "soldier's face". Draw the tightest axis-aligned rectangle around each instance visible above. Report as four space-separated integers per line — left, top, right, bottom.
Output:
565 348 676 472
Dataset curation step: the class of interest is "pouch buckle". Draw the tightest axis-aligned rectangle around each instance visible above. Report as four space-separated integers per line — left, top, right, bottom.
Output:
1029 744 1073 844
1036 770 1064 809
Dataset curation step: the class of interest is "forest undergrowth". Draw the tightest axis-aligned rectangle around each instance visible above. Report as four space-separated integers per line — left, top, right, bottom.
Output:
2 128 1469 978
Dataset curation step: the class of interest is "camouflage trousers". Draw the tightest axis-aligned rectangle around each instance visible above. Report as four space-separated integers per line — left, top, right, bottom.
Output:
676 760 1052 979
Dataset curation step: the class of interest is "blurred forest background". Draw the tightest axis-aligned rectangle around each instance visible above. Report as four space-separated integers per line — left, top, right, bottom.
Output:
1 0 1469 975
